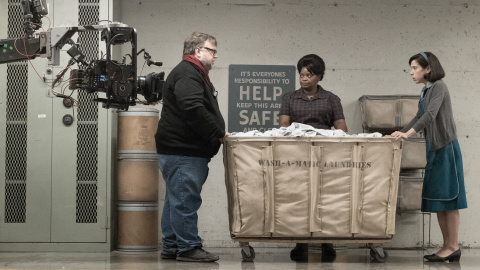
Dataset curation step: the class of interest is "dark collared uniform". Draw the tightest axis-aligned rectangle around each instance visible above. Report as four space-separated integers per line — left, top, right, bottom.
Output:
280 85 345 129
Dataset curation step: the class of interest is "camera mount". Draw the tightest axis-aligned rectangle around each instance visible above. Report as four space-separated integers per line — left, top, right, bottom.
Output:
0 0 164 110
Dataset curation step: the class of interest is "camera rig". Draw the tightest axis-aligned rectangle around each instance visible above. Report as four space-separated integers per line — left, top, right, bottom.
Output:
0 0 164 110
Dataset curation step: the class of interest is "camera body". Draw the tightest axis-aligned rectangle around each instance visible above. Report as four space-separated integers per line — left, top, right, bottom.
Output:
68 27 164 110
70 61 164 109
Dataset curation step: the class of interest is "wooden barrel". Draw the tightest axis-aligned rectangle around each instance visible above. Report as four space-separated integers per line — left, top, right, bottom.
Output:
117 203 158 251
117 108 159 154
117 153 159 202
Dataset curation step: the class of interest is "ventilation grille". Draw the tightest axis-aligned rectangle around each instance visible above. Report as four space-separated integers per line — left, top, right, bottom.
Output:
76 0 100 223
5 0 28 223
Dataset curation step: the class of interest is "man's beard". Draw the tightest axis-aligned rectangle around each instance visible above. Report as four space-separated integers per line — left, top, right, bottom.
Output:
201 60 212 71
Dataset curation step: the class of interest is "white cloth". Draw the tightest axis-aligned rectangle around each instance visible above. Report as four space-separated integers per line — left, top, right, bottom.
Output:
231 123 382 138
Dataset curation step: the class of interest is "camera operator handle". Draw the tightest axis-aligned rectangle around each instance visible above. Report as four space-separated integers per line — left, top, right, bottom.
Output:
147 60 163 67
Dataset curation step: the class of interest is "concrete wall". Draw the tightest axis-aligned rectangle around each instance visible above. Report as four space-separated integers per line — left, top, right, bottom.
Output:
116 0 480 248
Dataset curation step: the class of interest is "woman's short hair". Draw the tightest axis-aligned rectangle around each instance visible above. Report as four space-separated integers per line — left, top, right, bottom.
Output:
409 52 445 82
297 54 326 81
183 32 217 55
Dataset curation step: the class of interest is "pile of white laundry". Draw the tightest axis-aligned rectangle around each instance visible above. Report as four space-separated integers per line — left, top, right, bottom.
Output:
231 122 383 137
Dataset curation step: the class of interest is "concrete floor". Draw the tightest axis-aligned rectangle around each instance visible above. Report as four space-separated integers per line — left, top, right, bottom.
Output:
0 247 478 270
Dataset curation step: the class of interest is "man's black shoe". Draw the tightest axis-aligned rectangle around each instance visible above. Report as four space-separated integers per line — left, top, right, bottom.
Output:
161 252 177 259
176 247 219 262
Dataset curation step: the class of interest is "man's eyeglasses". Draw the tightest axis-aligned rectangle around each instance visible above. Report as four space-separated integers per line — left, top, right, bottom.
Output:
200 47 218 56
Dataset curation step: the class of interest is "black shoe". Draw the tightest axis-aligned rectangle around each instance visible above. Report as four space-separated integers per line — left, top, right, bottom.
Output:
321 252 337 262
322 243 337 255
290 243 308 262
177 247 219 262
426 249 461 262
423 253 436 260
321 243 336 256
161 252 177 259
320 243 336 262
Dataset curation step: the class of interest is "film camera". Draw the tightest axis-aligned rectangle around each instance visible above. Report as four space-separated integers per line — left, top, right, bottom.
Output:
68 27 164 110
0 0 164 110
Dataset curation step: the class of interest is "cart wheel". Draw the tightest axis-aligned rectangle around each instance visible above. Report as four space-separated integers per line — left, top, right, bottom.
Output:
370 248 389 263
241 246 255 262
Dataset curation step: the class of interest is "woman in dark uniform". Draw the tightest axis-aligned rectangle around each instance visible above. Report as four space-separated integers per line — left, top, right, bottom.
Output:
279 54 348 262
391 52 467 262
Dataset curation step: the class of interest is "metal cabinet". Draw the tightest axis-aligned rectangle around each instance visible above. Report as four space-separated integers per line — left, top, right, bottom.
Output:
0 0 113 251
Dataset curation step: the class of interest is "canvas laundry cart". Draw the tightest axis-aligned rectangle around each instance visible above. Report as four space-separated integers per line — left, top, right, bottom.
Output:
223 136 403 262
